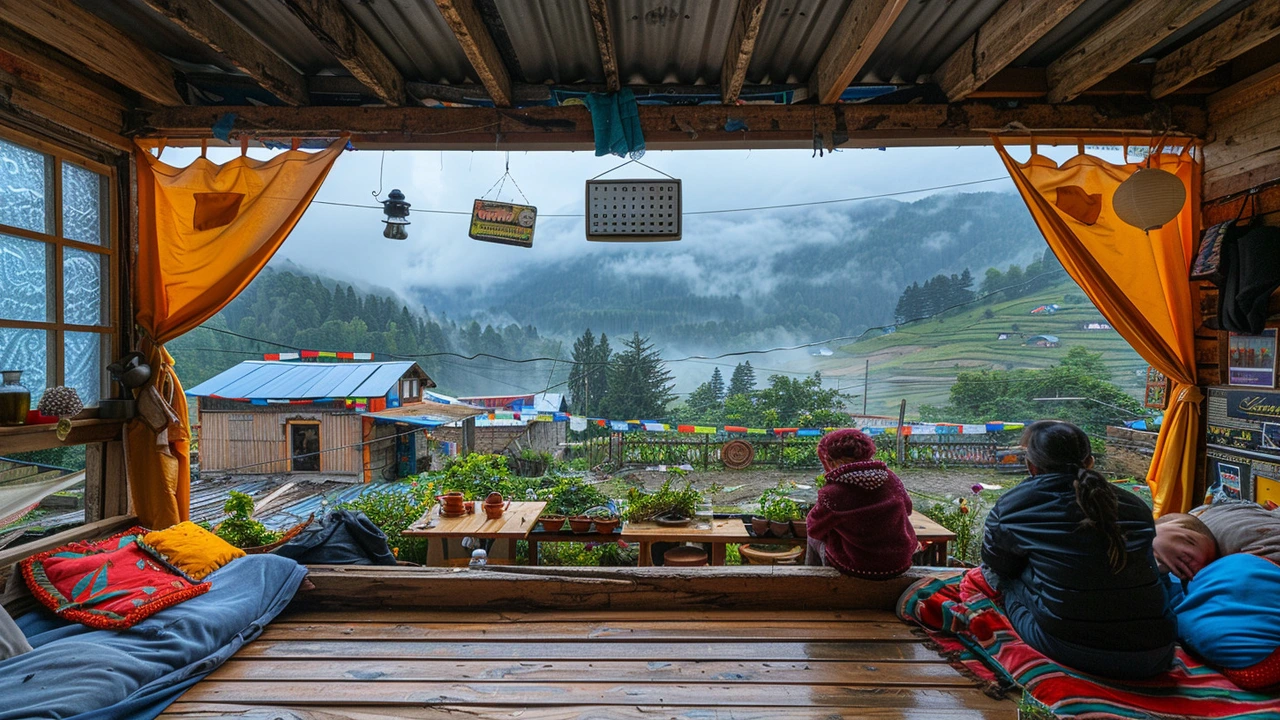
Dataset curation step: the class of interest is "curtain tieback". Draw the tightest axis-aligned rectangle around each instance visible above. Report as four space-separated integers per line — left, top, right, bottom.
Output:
1171 383 1203 405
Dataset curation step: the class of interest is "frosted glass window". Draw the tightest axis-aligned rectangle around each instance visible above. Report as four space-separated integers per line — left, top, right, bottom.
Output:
0 138 51 234
63 247 106 326
62 162 106 246
0 327 47 405
64 331 101 407
0 233 51 322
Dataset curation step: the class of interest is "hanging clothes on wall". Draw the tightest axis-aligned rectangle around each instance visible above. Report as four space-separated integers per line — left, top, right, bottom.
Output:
993 138 1201 515
128 139 345 529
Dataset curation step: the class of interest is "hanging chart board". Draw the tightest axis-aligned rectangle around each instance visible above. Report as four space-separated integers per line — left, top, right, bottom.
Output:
585 179 681 242
470 200 537 248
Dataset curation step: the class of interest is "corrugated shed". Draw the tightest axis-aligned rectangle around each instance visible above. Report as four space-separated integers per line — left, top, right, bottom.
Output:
608 0 737 85
859 0 1008 85
496 1 605 84
748 0 851 86
198 411 364 474
186 361 418 400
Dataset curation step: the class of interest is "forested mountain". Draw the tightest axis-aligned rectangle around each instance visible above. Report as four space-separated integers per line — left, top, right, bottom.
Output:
411 192 1046 345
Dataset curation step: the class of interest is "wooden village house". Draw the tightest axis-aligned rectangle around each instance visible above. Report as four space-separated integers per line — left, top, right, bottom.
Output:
1 0 1280 717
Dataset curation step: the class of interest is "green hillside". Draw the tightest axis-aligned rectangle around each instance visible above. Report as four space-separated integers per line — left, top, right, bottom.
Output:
819 279 1147 418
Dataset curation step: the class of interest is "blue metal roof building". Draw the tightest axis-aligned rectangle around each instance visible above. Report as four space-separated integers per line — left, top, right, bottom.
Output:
186 360 434 401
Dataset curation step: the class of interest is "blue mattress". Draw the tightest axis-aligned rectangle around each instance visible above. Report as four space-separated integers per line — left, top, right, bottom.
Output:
0 553 307 720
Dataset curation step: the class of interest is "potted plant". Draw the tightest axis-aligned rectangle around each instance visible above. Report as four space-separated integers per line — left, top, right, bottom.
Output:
792 505 809 539
537 512 566 532
621 470 702 525
510 448 551 477
587 507 619 534
568 515 594 533
739 543 804 565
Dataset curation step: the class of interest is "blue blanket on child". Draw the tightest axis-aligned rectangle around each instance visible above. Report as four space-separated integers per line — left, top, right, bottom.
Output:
0 553 306 720
1176 553 1280 668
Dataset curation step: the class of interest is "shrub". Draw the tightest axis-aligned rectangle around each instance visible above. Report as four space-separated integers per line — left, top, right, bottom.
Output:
541 475 610 516
441 454 511 498
758 483 803 522
917 485 989 565
214 491 281 548
622 470 702 522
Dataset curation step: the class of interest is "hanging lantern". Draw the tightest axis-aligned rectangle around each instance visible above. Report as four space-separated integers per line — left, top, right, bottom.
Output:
1112 168 1186 232
381 188 411 240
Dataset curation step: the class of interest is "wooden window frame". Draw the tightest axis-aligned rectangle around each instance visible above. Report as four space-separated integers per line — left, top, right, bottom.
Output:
0 124 118 411
286 419 322 473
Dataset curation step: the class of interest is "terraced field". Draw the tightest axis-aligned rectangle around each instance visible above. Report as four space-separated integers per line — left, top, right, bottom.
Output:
819 279 1146 417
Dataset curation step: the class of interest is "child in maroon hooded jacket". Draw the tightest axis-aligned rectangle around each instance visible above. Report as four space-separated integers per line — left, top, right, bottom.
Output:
805 428 917 578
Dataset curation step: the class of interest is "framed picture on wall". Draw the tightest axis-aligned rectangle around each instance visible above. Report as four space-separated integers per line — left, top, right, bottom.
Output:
1144 366 1170 409
1228 329 1277 388
1218 463 1242 500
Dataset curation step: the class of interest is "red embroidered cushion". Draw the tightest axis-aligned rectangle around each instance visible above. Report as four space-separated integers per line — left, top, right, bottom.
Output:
20 526 210 629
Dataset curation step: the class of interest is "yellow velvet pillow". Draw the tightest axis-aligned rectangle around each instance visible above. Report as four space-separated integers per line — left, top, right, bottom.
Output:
143 521 245 580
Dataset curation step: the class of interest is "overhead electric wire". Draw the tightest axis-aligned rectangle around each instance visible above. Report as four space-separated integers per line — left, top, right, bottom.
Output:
309 176 1010 218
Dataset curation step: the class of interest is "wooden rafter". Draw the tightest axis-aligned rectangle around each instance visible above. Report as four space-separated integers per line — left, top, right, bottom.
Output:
584 0 619 93
278 0 403 106
0 0 183 105
1046 0 1219 104
1151 0 1280 99
933 0 1087 101
139 0 309 106
139 101 1207 151
1209 61 1280 122
721 0 769 105
811 0 909 104
433 0 512 107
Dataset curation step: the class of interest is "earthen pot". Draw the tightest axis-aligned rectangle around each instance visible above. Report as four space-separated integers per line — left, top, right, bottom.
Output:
750 516 771 537
482 494 509 521
791 519 808 539
592 516 619 534
538 514 566 532
437 491 465 515
663 545 708 566
568 515 594 533
769 520 793 538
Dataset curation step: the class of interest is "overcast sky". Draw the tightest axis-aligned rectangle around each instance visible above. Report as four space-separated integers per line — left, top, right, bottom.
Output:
158 142 1126 303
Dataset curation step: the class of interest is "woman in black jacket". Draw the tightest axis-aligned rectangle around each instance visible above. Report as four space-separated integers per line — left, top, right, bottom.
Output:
982 420 1176 679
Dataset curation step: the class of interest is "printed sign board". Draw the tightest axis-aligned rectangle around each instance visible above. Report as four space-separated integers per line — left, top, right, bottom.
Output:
585 179 682 242
470 200 537 248
1228 330 1277 388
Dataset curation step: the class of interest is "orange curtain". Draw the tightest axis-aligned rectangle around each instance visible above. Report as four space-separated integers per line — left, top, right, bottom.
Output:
127 140 345 528
993 139 1202 516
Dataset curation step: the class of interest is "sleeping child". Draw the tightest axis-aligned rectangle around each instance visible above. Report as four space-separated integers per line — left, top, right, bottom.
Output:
805 428 917 578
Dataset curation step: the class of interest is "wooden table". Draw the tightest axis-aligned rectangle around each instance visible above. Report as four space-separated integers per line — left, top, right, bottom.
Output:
404 501 545 567
621 518 751 566
732 511 957 566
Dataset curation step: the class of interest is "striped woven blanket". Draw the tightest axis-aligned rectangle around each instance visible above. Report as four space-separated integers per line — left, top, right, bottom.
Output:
898 569 1280 719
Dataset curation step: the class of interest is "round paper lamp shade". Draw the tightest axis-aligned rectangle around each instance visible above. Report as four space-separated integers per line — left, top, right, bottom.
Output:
1112 167 1186 231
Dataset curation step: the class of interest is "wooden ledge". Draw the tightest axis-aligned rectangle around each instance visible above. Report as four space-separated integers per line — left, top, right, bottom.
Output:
0 418 124 454
295 564 958 613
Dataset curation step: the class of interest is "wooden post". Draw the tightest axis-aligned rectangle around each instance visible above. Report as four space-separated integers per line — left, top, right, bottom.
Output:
361 416 373 484
701 436 709 470
83 441 105 522
862 359 869 416
461 417 475 456
895 399 907 466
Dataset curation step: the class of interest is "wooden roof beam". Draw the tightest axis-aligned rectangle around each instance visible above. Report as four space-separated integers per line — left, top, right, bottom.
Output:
279 0 403 106
433 0 513 107
1151 0 1280 99
1208 60 1280 122
933 0 1087 102
139 0 309 106
810 0 909 104
585 0 620 92
721 0 769 105
0 0 183 105
1046 0 1220 104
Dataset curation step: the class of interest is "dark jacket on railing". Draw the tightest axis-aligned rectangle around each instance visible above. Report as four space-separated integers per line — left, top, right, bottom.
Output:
982 472 1175 656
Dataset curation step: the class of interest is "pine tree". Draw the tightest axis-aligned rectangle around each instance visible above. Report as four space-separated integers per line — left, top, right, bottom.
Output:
599 332 675 420
727 361 756 397
708 367 726 401
568 329 596 415
591 333 611 414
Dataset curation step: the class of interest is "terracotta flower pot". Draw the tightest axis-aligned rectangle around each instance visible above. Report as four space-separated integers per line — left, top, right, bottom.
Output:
592 517 619 534
791 519 808 539
739 543 804 565
538 514 566 532
750 516 770 537
568 516 594 533
769 520 793 538
484 503 505 521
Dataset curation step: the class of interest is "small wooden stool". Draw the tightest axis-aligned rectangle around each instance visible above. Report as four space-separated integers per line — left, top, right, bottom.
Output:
663 545 708 566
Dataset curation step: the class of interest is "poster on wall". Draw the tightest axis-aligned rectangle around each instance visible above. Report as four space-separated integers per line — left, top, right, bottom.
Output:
1264 422 1280 451
1218 463 1242 500
469 200 537 248
1228 330 1277 388
1144 366 1169 409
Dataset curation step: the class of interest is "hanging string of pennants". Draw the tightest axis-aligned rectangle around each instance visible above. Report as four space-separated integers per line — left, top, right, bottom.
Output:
558 416 1026 437
262 351 375 361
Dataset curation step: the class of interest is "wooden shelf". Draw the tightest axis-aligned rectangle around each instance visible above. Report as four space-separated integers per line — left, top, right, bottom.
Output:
0 418 125 454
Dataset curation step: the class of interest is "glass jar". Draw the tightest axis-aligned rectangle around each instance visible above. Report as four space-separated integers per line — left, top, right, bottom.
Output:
0 370 31 426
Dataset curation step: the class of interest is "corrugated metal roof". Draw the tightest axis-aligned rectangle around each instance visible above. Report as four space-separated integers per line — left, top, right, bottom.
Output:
608 0 737 85
496 1 605 84
337 0 476 84
186 361 418 400
860 0 1007 85
748 0 851 85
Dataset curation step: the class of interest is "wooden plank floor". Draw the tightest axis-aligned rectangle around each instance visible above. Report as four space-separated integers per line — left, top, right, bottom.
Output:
159 608 1015 719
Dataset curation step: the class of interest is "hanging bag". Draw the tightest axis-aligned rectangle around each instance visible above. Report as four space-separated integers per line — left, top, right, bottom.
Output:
1192 194 1255 285
137 362 179 433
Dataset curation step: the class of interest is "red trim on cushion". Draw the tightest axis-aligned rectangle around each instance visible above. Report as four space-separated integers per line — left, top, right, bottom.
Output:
1222 646 1280 692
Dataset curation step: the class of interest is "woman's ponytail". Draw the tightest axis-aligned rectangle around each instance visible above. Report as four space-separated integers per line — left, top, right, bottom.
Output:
1023 420 1128 574
1073 466 1126 573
